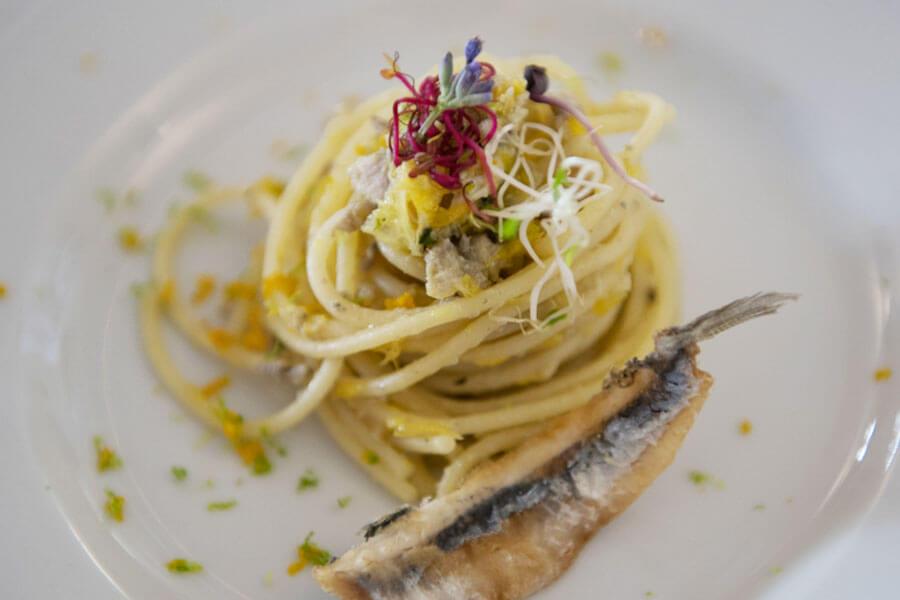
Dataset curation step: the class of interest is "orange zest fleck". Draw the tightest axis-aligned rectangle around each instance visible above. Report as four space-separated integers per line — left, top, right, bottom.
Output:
384 291 416 310
191 274 216 304
0 282 6 298
874 367 892 382
207 328 234 351
739 420 753 435
262 273 299 300
241 328 269 352
200 375 230 398
117 226 143 252
225 281 258 301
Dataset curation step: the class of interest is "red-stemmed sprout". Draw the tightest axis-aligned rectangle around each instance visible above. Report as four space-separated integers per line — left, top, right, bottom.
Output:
524 65 663 203
382 38 499 206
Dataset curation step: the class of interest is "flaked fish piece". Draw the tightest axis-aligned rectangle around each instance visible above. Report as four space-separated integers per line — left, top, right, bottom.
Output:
315 292 797 600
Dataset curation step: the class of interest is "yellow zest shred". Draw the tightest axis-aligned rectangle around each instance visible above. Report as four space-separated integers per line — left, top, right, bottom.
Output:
200 375 231 398
262 273 299 300
225 280 258 301
567 116 586 135
384 291 416 310
117 226 143 252
240 305 269 351
191 274 216 304
387 416 461 439
166 558 203 573
158 280 174 305
593 292 626 316
874 367 892 382
94 436 122 472
0 283 6 298
739 419 753 435
207 328 235 351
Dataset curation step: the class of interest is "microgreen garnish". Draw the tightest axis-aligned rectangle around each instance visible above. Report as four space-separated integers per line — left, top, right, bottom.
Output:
524 64 663 202
383 37 498 198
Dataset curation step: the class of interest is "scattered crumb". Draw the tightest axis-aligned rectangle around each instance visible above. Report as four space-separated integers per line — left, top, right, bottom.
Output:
739 419 753 435
752 503 766 511
78 52 101 74
637 26 668 48
874 367 892 382
785 497 794 504
597 51 624 75
235 477 244 486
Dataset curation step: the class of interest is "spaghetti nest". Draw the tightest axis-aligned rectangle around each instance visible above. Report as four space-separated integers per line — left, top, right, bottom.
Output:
139 53 679 502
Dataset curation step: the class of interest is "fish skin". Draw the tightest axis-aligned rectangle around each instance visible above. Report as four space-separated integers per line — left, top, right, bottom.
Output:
315 293 796 600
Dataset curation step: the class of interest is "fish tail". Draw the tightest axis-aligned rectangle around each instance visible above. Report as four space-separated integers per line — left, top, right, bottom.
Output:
657 292 798 353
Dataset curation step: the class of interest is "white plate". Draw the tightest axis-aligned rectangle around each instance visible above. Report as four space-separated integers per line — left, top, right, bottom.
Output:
9 1 900 599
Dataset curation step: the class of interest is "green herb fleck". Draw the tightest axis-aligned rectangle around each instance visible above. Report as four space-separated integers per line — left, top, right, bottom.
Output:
264 571 273 586
166 558 204 573
337 496 352 508
688 470 724 490
130 281 150 298
261 427 287 457
753 503 766 511
104 489 125 522
363 449 380 465
96 187 117 212
499 218 520 241
183 170 213 192
300 532 331 566
770 566 782 576
598 51 624 74
207 500 237 512
264 339 284 360
252 452 272 475
419 228 437 248
645 592 654 598
94 436 122 472
185 205 219 231
171 466 188 482
297 469 319 492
